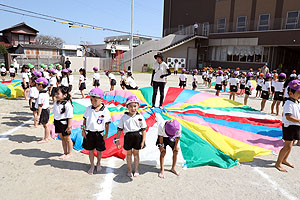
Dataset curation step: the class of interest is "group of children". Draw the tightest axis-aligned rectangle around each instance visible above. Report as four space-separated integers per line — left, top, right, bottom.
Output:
1 63 17 81
18 63 181 177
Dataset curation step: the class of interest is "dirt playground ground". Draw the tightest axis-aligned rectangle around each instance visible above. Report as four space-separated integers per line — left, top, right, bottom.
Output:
0 72 299 200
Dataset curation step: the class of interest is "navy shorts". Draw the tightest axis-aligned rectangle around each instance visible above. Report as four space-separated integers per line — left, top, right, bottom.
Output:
124 131 143 151
261 91 270 100
282 125 300 141
156 136 176 150
215 84 222 90
54 119 70 137
39 108 50 125
82 131 106 151
230 85 238 92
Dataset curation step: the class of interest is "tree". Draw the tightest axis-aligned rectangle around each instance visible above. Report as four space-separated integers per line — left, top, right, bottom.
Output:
36 35 64 48
0 44 8 56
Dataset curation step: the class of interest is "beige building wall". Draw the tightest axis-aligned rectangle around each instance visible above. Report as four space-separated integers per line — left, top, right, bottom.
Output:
214 0 232 32
233 0 252 32
254 0 276 30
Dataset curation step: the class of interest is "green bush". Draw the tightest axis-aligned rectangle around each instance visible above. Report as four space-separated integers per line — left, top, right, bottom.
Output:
0 44 8 56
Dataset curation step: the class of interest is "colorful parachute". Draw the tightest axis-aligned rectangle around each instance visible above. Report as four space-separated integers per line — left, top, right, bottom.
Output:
50 87 283 169
0 80 23 98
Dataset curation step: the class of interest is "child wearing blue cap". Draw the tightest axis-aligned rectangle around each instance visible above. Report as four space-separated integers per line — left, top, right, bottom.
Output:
276 80 300 172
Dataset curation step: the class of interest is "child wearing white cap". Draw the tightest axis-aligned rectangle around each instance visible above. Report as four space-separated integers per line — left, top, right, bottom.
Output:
115 95 147 177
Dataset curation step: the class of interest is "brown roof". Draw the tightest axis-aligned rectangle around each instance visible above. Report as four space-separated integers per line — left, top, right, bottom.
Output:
0 22 39 33
17 44 59 50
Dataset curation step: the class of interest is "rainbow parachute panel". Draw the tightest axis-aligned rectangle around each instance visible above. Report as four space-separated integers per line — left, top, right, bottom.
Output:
50 87 283 169
0 80 24 98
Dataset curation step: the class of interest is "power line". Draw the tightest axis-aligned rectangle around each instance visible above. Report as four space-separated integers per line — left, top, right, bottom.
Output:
0 3 161 39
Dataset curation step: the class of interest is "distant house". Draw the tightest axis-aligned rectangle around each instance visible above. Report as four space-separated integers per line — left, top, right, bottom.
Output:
15 44 60 58
0 22 39 49
61 44 83 57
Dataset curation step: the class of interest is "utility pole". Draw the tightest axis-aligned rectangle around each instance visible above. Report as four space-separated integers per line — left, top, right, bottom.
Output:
130 0 134 72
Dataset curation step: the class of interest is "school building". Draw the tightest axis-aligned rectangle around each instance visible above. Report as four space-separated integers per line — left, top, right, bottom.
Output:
162 0 300 72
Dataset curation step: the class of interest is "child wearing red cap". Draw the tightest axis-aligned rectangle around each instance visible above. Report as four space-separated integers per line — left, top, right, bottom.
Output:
276 80 300 172
115 95 147 177
35 77 51 144
215 70 224 96
156 119 181 178
229 72 239 101
81 88 111 175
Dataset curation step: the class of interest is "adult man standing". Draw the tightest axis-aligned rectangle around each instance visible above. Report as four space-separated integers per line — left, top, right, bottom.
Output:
64 58 71 69
151 53 171 108
260 63 270 77
194 22 199 35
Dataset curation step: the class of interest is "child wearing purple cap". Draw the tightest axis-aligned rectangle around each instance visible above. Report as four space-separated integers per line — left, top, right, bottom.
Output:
179 69 187 89
93 67 100 88
35 77 51 144
271 73 286 115
21 65 30 100
29 76 39 128
275 80 300 172
156 119 181 178
229 72 240 101
260 73 272 111
192 69 198 90
53 86 73 160
61 69 70 89
115 95 147 177
215 71 224 96
81 88 111 175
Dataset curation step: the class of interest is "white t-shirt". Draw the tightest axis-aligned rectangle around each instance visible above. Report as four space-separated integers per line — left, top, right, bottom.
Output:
50 76 57 87
1 67 6 73
153 62 169 83
93 73 100 80
53 101 73 120
174 63 179 71
216 76 224 84
208 73 213 79
298 74 300 80
35 91 50 109
69 75 73 85
57 70 62 77
118 112 147 134
257 78 264 86
61 77 69 87
79 75 86 83
284 86 289 98
202 72 207 78
158 120 182 138
127 77 137 88
193 75 198 82
262 81 271 91
272 80 277 87
274 81 284 92
43 71 50 80
29 86 39 99
223 75 228 81
240 77 246 85
9 68 15 73
245 80 253 88
194 23 199 29
179 74 187 81
108 73 116 80
21 72 29 83
121 75 126 81
282 99 300 127
84 104 111 133
229 78 239 86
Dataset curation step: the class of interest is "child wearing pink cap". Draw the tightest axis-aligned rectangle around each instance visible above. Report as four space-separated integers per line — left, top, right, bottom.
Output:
29 76 39 128
115 95 147 177
92 67 100 88
156 119 181 178
35 77 51 144
276 80 300 172
49 69 58 102
81 88 111 175
61 69 70 88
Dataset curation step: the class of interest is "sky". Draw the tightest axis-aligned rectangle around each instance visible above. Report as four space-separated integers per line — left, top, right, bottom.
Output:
0 0 164 45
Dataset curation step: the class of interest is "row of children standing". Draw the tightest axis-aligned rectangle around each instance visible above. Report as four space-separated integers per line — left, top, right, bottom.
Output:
1 63 17 81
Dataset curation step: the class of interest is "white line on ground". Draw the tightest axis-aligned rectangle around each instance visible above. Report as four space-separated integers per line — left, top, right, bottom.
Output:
252 166 298 200
94 158 116 200
0 118 33 140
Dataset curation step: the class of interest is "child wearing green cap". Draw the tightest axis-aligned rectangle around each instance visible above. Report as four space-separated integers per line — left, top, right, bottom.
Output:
1 63 7 81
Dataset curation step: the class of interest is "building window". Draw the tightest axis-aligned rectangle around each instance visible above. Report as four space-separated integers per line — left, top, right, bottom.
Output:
258 14 270 31
202 22 209 36
178 25 184 31
285 11 299 29
236 16 247 32
217 18 226 33
133 39 140 45
18 34 30 44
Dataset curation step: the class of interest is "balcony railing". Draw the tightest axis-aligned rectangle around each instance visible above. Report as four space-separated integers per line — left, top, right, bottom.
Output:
164 18 300 37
